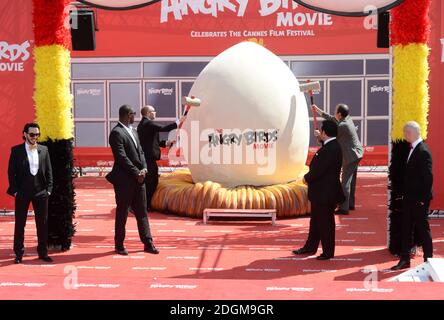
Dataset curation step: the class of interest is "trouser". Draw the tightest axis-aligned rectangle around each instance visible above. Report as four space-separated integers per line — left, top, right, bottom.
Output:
145 160 159 210
340 159 361 211
389 207 423 256
14 190 49 258
113 182 152 250
400 200 433 262
304 202 336 257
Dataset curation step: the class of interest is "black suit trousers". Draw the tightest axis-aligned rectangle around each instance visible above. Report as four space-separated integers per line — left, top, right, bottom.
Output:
400 200 433 261
304 202 336 257
113 181 152 249
145 160 159 210
14 191 48 257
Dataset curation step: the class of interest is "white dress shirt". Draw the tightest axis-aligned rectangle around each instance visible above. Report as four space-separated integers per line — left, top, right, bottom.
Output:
323 137 336 146
119 121 138 147
25 142 39 176
407 138 423 162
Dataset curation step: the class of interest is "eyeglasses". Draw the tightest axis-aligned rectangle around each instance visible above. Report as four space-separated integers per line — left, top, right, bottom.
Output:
28 133 40 138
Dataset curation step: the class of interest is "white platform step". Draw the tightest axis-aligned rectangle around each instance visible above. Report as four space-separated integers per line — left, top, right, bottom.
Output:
203 208 277 225
389 258 444 282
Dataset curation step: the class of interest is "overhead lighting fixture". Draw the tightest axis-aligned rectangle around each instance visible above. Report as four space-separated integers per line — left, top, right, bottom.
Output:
77 0 160 10
293 0 405 17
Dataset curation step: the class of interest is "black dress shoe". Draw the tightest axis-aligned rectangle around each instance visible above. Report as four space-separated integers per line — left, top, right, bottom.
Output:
115 248 129 256
292 248 317 255
349 206 356 211
335 209 349 215
14 256 22 264
144 242 159 254
39 255 53 263
316 254 333 260
390 260 410 271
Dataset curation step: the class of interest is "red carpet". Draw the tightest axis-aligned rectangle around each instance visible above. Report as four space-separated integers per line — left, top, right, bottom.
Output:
0 172 443 300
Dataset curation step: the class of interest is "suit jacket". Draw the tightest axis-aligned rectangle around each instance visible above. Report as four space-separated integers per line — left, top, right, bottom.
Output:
403 141 433 204
322 113 364 165
137 117 177 161
107 123 147 186
7 143 53 196
304 139 345 206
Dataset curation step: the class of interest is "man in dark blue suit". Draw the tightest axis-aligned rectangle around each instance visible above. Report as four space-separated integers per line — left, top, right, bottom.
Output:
293 120 345 260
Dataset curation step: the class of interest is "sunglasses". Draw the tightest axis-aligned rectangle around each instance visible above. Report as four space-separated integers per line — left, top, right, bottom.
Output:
28 133 40 138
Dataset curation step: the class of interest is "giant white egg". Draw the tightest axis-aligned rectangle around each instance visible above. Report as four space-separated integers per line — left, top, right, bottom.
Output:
180 42 309 187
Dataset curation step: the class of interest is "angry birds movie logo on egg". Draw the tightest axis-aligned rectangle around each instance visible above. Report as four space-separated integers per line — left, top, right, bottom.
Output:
208 129 279 150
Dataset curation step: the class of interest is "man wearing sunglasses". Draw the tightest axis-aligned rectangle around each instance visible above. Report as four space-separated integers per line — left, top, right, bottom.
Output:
7 123 53 264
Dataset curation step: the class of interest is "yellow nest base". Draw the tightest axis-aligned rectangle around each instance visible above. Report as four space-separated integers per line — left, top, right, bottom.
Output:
151 167 310 218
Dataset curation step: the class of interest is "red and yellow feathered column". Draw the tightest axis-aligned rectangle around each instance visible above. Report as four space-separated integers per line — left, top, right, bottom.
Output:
33 0 76 250
388 0 431 254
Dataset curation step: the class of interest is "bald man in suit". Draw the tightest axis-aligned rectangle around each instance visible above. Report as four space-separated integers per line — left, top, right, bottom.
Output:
391 121 433 270
137 105 182 210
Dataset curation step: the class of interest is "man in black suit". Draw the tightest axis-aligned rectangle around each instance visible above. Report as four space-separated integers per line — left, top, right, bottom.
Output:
391 121 433 270
7 123 53 264
137 105 182 210
107 105 158 256
293 120 345 260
